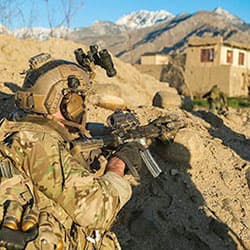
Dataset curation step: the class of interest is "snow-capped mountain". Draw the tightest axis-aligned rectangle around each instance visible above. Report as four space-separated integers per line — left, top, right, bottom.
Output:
13 26 73 40
0 7 248 44
0 24 10 34
213 7 243 25
89 21 128 35
115 10 175 29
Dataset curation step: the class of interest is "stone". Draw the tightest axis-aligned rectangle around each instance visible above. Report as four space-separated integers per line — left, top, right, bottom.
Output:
164 128 205 164
91 94 126 111
152 91 182 108
170 169 179 176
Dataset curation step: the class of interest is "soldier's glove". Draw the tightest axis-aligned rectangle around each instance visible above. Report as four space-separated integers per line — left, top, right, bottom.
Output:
113 142 145 180
0 175 39 250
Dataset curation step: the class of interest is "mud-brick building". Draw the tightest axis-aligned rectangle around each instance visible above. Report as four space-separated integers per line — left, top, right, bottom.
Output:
135 53 170 81
140 53 169 65
185 36 250 97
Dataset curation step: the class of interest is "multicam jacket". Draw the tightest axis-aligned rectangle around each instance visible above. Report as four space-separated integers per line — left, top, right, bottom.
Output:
0 116 132 249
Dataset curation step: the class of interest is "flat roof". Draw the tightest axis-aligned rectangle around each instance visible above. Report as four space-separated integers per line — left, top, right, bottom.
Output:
142 52 169 56
188 36 250 51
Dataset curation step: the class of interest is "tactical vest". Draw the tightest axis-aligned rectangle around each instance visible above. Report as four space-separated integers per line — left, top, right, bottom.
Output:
0 117 121 249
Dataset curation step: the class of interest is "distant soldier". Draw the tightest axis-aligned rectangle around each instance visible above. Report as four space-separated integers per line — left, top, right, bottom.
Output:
203 85 228 115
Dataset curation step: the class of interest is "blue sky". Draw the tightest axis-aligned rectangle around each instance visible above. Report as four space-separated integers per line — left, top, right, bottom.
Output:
5 0 250 29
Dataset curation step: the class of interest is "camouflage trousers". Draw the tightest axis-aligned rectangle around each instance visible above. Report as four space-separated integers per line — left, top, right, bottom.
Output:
209 100 224 114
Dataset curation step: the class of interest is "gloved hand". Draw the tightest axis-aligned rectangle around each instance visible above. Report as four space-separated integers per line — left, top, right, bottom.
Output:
113 142 145 180
0 175 39 250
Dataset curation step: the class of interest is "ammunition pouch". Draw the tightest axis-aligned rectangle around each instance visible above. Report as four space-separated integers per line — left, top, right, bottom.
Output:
25 211 71 250
0 143 19 178
0 175 37 250
0 158 14 178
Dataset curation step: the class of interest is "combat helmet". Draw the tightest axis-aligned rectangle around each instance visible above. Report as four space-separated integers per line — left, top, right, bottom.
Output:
15 46 116 132
15 52 92 132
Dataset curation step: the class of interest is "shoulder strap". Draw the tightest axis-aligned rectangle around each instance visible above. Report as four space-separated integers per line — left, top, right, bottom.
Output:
0 142 23 178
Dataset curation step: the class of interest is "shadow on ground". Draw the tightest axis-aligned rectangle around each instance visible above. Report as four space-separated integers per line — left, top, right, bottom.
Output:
0 82 21 120
193 110 250 161
113 142 244 250
0 84 247 249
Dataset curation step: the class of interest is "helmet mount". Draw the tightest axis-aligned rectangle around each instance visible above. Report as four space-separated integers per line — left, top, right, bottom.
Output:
15 46 116 133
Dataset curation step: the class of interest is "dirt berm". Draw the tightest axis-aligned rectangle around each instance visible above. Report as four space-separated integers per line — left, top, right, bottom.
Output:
0 35 249 250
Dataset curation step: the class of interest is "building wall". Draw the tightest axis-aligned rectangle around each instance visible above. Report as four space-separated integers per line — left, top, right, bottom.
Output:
220 46 250 69
141 56 156 65
247 51 250 68
141 55 169 65
229 67 250 96
185 44 220 67
185 41 250 97
186 65 231 96
155 55 169 65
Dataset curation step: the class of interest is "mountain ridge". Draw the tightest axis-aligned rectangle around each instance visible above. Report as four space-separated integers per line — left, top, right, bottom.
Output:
115 9 175 29
1 8 249 64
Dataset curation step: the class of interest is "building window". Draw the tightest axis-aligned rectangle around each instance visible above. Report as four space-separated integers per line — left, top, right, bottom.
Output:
226 50 233 64
200 48 214 62
238 52 245 65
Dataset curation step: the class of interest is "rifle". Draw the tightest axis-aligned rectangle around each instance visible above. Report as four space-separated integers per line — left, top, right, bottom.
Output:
73 109 185 178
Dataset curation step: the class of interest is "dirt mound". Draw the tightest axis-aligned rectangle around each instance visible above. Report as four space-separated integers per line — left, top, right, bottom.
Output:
113 107 250 250
0 34 175 107
0 35 249 250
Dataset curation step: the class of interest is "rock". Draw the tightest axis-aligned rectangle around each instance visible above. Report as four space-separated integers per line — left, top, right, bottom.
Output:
164 128 204 164
0 34 249 250
214 138 223 143
170 169 179 176
225 112 243 126
165 87 178 95
241 112 248 123
90 94 126 111
152 91 182 108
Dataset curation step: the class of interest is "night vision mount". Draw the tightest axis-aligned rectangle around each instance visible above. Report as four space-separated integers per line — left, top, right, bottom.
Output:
74 45 117 78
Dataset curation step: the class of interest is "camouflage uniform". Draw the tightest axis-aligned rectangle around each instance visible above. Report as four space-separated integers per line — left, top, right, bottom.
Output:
0 52 131 249
0 114 131 249
203 85 228 114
